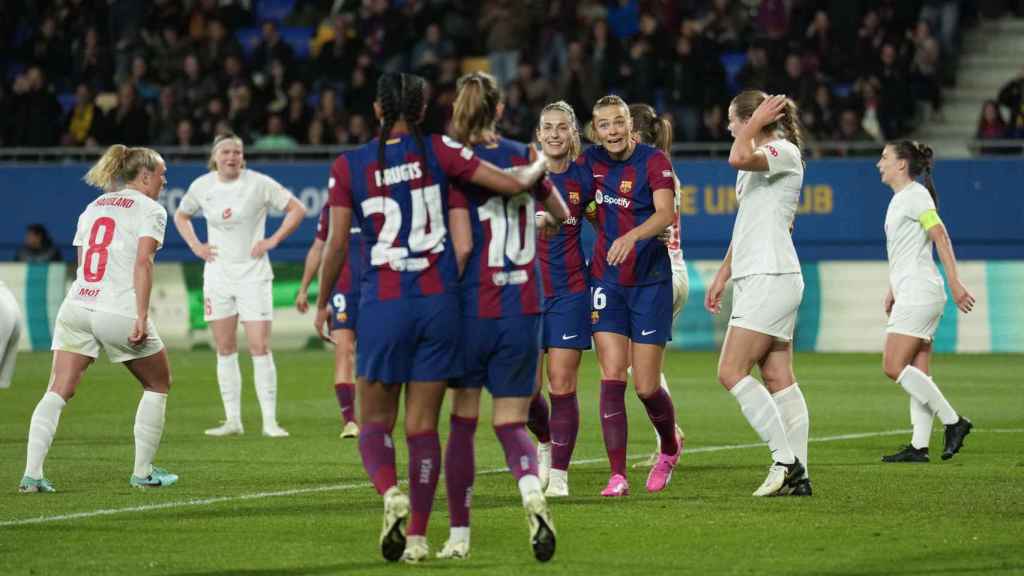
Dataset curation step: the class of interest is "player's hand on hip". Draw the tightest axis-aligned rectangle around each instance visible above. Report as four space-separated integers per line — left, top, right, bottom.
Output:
193 243 217 262
606 234 636 266
128 317 148 346
295 290 309 313
251 238 278 258
314 305 334 343
705 278 725 314
951 281 975 313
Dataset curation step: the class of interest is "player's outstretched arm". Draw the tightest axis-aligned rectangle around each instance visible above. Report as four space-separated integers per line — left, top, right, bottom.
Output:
469 153 549 197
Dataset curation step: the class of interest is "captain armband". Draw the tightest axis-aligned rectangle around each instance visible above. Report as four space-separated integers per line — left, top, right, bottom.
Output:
918 209 942 231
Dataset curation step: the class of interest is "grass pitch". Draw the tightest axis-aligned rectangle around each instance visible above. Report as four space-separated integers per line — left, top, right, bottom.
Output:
1 349 1022 575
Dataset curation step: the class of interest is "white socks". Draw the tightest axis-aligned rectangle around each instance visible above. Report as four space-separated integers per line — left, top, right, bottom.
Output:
897 366 958 426
518 474 543 505
731 376 796 465
910 397 933 449
24 391 66 479
133 391 167 478
772 383 809 477
252 353 278 427
216 353 242 423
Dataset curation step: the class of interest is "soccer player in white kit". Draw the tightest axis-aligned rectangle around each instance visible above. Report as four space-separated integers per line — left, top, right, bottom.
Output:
876 141 974 463
174 134 307 438
627 103 689 469
0 280 21 389
705 92 811 497
19 145 177 492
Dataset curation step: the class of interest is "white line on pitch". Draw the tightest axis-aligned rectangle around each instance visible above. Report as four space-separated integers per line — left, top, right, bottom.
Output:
2 428 1019 528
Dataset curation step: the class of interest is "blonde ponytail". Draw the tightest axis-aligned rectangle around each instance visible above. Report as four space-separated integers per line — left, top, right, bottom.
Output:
450 72 502 145
83 144 162 191
778 97 804 155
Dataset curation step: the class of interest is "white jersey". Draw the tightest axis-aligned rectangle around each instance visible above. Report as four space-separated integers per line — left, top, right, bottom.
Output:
884 181 945 305
179 169 294 284
668 175 686 276
730 139 803 279
68 188 167 318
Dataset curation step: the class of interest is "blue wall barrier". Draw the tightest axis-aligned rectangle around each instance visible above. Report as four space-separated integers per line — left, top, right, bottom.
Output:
3 159 1022 262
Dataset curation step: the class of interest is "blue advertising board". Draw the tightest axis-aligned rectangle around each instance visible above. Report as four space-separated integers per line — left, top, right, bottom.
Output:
2 158 1022 262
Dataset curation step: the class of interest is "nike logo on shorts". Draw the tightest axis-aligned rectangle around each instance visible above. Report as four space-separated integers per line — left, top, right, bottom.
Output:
561 333 578 340
641 329 657 336
603 411 623 419
730 315 742 320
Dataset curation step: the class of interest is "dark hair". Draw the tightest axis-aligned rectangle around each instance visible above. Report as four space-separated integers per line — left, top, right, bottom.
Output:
890 140 937 206
977 99 1005 133
629 103 673 154
27 224 53 248
451 72 502 144
375 72 427 193
730 90 804 156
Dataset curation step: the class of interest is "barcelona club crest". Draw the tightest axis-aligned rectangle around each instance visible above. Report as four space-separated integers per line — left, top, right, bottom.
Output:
619 180 632 195
591 310 600 325
568 190 580 205
336 311 348 324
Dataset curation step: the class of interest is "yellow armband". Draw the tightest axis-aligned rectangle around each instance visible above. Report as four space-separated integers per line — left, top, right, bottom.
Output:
918 209 942 231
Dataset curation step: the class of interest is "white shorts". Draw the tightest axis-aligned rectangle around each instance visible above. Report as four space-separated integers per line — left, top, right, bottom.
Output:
51 302 164 363
887 300 944 341
204 280 273 322
0 284 22 389
671 267 689 320
729 273 804 342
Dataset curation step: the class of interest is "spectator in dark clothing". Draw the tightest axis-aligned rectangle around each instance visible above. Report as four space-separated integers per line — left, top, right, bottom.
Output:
345 66 376 117
16 224 62 263
997 65 1024 138
666 35 705 142
284 81 313 143
497 82 533 142
197 18 243 74
698 104 730 156
151 25 192 84
558 41 601 126
227 83 258 143
736 44 770 91
875 43 914 139
196 96 227 142
833 109 878 157
773 53 816 109
70 27 115 92
8 67 62 147
99 82 151 145
809 83 838 138
315 87 343 137
21 16 70 86
217 54 249 96
410 22 454 80
316 15 362 85
175 54 219 115
151 85 186 145
251 20 295 75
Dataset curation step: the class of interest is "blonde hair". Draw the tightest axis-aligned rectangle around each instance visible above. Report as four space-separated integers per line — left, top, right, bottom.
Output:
592 94 629 117
83 145 163 191
450 72 502 145
207 132 245 171
730 90 804 154
537 100 582 160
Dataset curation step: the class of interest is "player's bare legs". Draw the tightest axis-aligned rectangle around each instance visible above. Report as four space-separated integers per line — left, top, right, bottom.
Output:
124 349 177 486
718 326 802 495
545 347 581 496
332 328 358 437
241 319 285 436
883 335 967 462
206 315 243 435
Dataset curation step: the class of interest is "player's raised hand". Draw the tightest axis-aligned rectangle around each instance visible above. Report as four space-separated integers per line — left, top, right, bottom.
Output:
251 238 278 258
314 305 334 343
607 233 636 266
535 211 561 239
193 243 218 262
750 94 787 130
950 280 976 313
705 277 726 314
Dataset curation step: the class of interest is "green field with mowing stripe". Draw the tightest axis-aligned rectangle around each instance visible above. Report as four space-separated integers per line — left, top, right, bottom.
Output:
1 350 1022 575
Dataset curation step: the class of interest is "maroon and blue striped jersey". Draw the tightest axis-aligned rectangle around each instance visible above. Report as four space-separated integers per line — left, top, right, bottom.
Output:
582 143 675 286
451 137 553 318
315 203 364 294
328 133 481 302
537 157 593 299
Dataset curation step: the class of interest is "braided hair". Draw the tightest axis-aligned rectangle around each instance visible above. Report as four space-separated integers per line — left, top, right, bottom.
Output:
890 140 938 206
375 72 428 192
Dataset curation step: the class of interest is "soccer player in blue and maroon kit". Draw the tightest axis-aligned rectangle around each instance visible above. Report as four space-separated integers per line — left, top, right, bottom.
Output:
439 72 567 563
584 95 682 497
295 203 363 438
315 72 551 564
533 101 593 498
